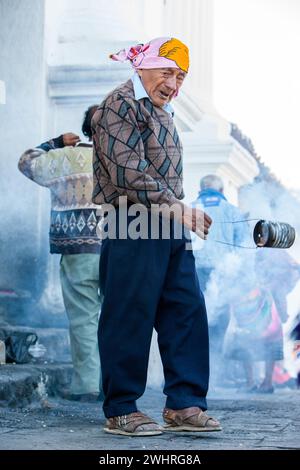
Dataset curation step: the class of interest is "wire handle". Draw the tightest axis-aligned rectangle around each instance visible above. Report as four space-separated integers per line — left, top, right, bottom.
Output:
212 239 257 250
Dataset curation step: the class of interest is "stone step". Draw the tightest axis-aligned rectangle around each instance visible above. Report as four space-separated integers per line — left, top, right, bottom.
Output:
0 324 71 362
0 363 72 407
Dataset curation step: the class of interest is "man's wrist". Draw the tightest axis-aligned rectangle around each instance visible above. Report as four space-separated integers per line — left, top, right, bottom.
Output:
52 135 64 148
36 134 64 152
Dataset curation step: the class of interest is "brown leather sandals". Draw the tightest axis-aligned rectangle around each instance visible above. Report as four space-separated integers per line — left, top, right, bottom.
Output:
163 406 222 432
104 411 163 436
104 407 221 436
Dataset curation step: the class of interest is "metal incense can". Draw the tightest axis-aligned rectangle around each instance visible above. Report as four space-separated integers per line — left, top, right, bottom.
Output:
253 220 296 249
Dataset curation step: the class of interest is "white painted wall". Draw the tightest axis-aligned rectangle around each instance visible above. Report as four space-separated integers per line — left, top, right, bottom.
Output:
0 0 50 300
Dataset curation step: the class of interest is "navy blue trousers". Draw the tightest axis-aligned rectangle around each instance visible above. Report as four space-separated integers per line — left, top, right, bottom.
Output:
99 211 209 418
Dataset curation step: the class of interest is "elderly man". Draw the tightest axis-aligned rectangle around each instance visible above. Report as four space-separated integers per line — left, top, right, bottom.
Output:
92 37 221 436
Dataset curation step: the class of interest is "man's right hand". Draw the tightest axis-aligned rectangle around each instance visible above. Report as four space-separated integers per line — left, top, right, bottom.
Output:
62 133 81 146
182 205 212 239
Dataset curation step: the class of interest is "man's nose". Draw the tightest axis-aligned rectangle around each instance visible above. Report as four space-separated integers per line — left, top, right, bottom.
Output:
165 76 177 91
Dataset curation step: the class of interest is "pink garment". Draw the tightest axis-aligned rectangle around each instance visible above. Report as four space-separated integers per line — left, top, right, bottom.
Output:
110 37 189 73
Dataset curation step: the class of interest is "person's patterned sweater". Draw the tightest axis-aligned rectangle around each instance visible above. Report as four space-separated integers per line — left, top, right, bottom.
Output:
92 79 184 208
19 138 101 254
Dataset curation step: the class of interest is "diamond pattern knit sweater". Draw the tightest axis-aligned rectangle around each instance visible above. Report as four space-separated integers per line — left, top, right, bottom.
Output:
92 79 184 208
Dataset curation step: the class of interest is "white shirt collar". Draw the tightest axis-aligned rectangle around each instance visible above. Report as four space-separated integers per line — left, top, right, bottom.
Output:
131 72 174 116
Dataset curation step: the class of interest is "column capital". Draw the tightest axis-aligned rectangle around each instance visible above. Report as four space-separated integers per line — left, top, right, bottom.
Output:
48 64 131 104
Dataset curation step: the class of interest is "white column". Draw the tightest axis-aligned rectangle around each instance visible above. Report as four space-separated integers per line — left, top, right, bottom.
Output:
45 0 139 66
155 0 215 113
45 0 140 136
155 0 260 205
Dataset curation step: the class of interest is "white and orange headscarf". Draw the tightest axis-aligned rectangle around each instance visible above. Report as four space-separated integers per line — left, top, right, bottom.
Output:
110 37 189 73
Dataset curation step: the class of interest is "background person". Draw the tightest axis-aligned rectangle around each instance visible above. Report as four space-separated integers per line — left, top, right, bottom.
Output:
192 174 246 385
18 106 102 401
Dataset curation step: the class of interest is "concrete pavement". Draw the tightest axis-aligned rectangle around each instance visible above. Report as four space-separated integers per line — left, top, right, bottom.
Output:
0 387 299 450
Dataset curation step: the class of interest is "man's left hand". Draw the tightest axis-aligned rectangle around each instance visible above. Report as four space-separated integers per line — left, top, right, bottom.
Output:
63 133 81 146
181 205 212 240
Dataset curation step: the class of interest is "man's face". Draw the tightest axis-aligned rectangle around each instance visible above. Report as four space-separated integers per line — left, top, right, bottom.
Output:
137 68 187 107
